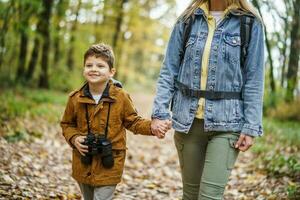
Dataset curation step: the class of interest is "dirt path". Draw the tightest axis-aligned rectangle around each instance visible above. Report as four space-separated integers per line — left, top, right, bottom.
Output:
0 93 289 199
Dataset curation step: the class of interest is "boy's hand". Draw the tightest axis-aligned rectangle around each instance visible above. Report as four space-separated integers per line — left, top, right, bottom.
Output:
74 136 89 156
151 119 172 139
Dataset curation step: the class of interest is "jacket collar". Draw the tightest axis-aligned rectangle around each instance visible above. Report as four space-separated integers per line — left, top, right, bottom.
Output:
79 80 117 104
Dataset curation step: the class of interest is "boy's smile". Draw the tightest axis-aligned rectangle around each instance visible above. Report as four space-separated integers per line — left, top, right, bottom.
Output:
83 56 115 85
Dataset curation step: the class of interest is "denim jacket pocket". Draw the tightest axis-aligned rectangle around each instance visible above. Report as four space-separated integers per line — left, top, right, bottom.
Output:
222 34 241 64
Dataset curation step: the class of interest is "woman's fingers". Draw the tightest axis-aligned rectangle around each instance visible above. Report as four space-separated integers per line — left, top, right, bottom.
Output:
235 134 254 152
239 136 254 152
158 126 168 134
235 134 245 149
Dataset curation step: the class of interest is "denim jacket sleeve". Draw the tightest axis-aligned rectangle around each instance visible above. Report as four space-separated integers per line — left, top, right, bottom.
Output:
241 19 265 137
151 20 185 120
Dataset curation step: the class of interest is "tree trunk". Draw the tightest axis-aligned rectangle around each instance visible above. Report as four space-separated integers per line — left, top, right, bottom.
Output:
16 30 29 82
53 24 61 65
26 36 40 81
38 0 53 88
280 19 289 87
16 2 31 82
53 0 65 65
0 1 14 68
112 0 127 80
67 0 81 70
112 0 127 50
286 0 300 101
252 0 276 93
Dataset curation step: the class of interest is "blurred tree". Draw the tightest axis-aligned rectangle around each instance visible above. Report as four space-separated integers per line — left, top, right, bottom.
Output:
53 0 69 66
15 0 40 82
38 0 54 88
286 0 300 101
0 0 176 89
252 0 276 93
67 0 82 70
0 0 15 69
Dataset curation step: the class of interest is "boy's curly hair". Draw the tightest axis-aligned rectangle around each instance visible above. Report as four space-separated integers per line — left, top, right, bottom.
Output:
83 43 115 69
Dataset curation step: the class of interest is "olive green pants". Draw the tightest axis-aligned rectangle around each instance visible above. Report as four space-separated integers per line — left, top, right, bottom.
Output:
174 119 240 200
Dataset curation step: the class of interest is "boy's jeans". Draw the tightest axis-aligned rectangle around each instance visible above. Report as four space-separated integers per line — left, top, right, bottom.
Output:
78 183 116 200
174 119 240 200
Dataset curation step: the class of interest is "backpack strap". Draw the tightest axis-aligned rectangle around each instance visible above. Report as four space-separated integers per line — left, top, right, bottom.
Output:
240 15 254 69
180 15 195 64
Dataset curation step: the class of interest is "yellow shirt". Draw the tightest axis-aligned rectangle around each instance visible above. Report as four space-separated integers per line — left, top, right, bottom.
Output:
195 3 238 119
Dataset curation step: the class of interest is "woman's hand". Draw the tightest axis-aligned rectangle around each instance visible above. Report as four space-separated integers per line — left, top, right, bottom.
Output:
235 134 254 152
74 136 89 156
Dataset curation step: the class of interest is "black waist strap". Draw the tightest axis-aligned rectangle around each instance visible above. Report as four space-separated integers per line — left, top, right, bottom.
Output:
174 80 243 100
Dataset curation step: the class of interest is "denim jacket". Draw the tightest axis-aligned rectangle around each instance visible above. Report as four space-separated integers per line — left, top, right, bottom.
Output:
152 8 265 137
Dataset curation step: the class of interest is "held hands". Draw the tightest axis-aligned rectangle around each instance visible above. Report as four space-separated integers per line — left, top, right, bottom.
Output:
74 136 88 156
235 134 254 152
151 119 172 139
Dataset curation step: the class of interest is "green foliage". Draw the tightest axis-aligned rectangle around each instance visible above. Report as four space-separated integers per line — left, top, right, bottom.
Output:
267 98 300 121
252 118 300 195
0 88 67 122
0 0 177 91
263 88 285 113
4 129 29 143
287 184 300 199
261 154 300 177
0 90 33 120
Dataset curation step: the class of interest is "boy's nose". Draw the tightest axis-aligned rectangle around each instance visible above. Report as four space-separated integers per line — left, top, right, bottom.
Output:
91 64 98 70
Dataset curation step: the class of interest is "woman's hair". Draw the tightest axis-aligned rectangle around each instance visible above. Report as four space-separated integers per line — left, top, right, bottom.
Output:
180 0 261 21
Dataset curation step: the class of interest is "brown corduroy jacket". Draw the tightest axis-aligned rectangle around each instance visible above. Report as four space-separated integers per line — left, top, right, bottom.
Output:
61 80 152 186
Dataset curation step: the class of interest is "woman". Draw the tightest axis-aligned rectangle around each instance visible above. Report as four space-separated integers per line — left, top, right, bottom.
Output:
151 0 265 199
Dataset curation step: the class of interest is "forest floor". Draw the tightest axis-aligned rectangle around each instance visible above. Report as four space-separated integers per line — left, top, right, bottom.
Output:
0 92 299 200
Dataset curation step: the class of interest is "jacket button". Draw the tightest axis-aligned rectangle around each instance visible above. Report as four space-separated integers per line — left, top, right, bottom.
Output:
209 86 214 90
232 39 237 44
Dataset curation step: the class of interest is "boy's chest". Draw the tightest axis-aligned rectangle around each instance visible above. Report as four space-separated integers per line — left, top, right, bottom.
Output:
75 101 123 133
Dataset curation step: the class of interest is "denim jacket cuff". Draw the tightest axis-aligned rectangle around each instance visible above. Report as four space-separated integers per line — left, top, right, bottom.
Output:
151 112 170 120
241 123 263 137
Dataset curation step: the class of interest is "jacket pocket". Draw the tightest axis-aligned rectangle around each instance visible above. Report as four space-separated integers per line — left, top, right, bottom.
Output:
222 33 241 64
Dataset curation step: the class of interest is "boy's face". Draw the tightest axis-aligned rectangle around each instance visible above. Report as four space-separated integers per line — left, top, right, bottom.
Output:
83 56 115 85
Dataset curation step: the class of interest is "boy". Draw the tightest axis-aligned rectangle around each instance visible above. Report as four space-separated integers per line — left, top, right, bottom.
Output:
61 43 171 200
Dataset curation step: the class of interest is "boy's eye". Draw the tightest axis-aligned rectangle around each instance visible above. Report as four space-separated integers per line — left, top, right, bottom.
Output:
97 64 105 68
86 64 92 67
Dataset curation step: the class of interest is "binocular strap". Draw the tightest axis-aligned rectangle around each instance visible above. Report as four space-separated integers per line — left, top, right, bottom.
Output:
85 102 111 138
